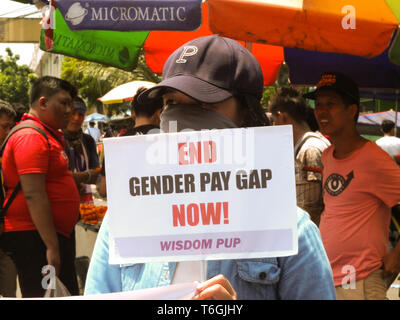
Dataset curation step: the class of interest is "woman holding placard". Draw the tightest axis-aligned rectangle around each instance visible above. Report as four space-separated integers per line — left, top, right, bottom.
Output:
84 35 336 300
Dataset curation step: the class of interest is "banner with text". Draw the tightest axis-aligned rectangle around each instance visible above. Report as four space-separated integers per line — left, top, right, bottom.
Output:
104 126 298 264
55 0 202 31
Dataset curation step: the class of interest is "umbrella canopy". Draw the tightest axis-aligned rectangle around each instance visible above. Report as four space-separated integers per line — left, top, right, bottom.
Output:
285 37 400 89
84 112 110 122
208 0 399 60
359 89 400 101
387 0 400 65
39 0 400 87
98 80 156 104
40 1 284 86
358 110 400 127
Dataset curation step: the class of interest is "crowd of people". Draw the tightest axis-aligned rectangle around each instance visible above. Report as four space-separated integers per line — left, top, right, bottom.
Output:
0 34 399 300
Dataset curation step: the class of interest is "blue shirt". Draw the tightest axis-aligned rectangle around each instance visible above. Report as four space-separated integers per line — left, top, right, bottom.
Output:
84 207 336 300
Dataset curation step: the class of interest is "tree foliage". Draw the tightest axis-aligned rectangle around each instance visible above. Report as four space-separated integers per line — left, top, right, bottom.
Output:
60 51 161 116
0 48 37 108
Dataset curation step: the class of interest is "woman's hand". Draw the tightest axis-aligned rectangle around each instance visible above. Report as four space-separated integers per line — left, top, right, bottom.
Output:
192 274 237 300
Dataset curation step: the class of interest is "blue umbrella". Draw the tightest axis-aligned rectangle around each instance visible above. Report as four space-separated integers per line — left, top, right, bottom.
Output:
84 112 110 122
285 39 400 89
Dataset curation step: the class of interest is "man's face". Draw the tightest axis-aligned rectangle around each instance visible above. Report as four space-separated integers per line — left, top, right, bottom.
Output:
66 110 85 132
0 113 14 144
41 89 73 130
314 90 356 137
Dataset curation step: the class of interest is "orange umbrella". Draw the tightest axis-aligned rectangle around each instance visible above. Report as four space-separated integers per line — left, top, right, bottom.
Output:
208 0 399 58
143 2 284 86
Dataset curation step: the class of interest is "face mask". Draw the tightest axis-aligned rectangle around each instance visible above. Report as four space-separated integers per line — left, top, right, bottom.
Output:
160 104 237 133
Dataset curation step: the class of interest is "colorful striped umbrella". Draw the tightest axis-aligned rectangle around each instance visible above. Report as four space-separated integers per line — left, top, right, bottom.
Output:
386 0 400 66
98 80 156 104
358 110 400 127
31 0 400 87
39 1 284 86
208 0 400 60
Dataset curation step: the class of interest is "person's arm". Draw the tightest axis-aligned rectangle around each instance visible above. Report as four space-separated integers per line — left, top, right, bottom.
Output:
84 213 122 294
372 153 400 277
383 240 400 276
296 182 323 226
96 157 107 198
19 173 60 276
297 147 325 226
277 208 336 299
97 175 107 198
71 169 100 185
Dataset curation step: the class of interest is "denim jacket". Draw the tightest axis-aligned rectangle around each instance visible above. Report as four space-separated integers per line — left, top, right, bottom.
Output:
84 207 336 300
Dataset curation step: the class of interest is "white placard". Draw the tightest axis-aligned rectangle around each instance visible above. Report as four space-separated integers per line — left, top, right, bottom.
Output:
104 125 298 264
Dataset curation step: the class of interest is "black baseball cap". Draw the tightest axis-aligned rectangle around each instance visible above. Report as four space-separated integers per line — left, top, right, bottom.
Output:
138 35 264 104
73 97 87 115
304 72 360 106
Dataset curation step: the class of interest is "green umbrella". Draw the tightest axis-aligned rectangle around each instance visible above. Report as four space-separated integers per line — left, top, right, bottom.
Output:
386 0 400 65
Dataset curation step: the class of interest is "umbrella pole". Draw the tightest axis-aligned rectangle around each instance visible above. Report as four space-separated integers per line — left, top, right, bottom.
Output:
396 90 399 137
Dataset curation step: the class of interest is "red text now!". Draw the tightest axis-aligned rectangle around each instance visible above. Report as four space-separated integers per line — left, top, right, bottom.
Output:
172 202 229 227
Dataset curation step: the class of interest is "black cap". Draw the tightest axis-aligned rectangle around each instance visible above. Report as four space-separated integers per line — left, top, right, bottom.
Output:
304 72 360 105
139 35 264 104
73 97 87 115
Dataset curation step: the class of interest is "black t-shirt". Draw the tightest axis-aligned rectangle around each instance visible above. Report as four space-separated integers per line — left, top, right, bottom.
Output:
100 124 160 176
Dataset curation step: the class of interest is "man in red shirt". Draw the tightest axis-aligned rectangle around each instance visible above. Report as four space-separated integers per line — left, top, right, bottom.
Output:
0 76 81 297
0 100 17 298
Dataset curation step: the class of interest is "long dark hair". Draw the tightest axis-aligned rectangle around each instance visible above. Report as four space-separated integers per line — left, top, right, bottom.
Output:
237 94 270 127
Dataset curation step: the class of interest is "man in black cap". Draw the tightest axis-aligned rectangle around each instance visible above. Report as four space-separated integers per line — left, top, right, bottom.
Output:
64 97 100 201
307 72 400 299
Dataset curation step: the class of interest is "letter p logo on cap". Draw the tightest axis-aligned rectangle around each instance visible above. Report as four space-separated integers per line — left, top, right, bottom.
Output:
176 46 198 63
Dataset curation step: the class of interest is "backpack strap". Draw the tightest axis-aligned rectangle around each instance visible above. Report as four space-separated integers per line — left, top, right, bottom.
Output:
0 122 51 224
294 132 327 157
0 122 50 156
